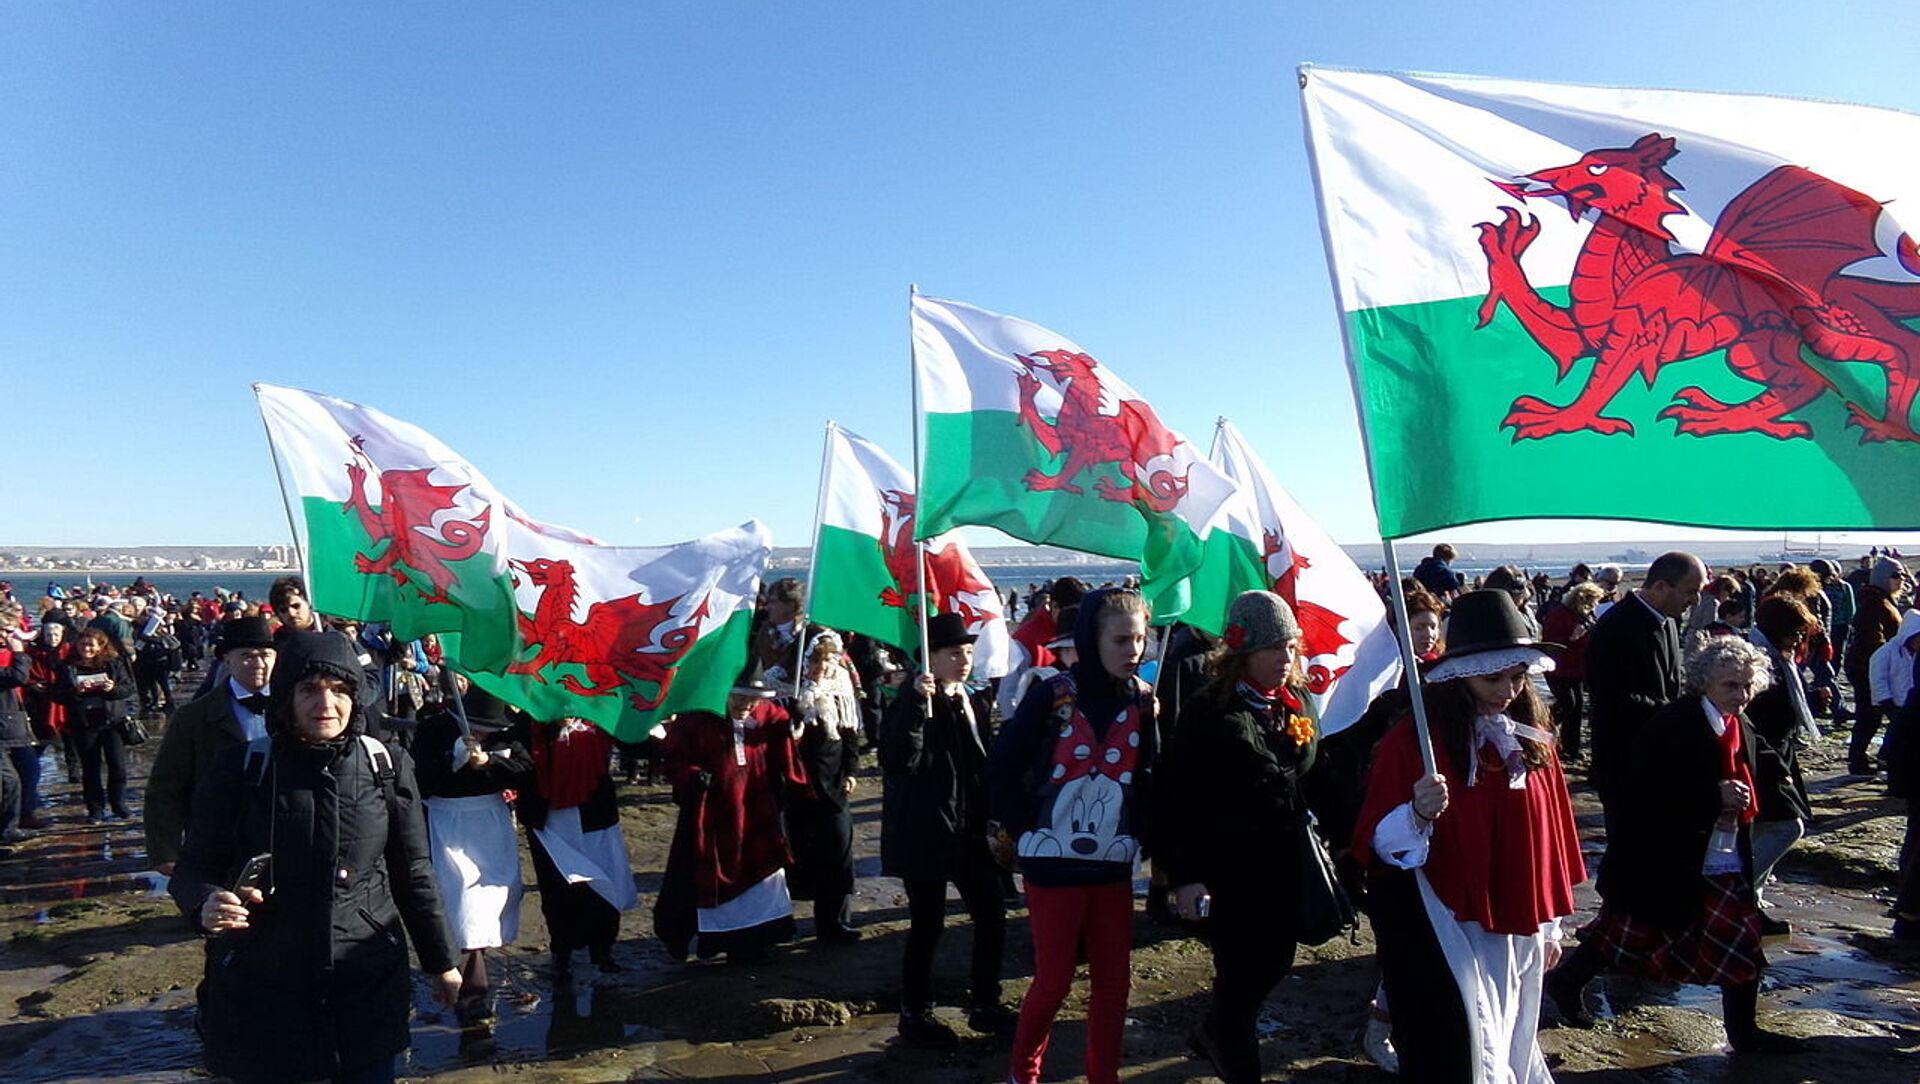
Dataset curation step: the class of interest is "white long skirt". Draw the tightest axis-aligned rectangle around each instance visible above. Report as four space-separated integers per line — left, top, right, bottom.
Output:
424 794 523 951
1415 871 1555 1084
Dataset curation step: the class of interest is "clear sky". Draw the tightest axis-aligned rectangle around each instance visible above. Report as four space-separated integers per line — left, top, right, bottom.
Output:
8 2 1920 553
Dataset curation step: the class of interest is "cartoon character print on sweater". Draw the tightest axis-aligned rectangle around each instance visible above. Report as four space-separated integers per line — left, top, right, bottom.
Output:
1016 676 1144 866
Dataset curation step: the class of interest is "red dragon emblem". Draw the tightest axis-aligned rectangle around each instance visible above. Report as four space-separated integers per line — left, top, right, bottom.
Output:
1014 350 1194 512
876 489 995 627
507 557 710 711
342 437 493 605
1478 133 1920 443
1262 529 1352 695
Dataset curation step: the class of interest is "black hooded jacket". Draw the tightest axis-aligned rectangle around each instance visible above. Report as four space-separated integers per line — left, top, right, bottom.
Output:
170 631 456 1083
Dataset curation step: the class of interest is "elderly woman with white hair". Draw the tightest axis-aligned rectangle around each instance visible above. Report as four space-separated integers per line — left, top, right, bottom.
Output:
788 629 863 943
1546 633 1808 1054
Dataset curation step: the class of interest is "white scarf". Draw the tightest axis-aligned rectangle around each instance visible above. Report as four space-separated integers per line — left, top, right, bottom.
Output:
1470 713 1555 790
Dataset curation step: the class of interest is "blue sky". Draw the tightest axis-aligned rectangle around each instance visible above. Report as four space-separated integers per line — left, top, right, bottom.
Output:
8 2 1920 552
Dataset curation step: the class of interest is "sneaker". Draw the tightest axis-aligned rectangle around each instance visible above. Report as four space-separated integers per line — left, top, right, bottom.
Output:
0 827 25 843
1362 1011 1400 1074
1543 968 1595 1028
897 1009 959 1048
1758 912 1791 938
967 1002 1019 1034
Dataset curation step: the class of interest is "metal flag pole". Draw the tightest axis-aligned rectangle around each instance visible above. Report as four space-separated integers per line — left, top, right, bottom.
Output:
908 284 934 717
252 384 309 585
1380 540 1438 777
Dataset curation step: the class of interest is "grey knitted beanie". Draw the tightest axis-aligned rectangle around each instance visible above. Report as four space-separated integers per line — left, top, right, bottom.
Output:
1223 590 1300 655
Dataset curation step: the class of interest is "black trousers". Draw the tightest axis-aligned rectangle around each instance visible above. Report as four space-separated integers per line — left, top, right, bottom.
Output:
900 838 1006 1014
787 800 855 932
1546 677 1585 758
1202 888 1298 1084
72 725 128 815
528 829 620 958
1847 657 1885 764
1370 868 1472 1084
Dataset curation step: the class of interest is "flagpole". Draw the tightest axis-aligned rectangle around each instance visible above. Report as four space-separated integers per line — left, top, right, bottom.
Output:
252 384 309 585
908 284 934 715
797 421 837 698
1380 540 1438 777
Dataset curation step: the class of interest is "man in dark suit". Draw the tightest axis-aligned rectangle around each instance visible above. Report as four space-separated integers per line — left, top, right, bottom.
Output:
142 617 276 876
1585 551 1706 808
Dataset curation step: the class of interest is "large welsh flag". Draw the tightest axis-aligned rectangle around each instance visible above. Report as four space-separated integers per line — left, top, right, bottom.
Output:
808 422 1014 678
255 384 773 740
1190 419 1400 735
1300 67 1920 536
911 294 1237 621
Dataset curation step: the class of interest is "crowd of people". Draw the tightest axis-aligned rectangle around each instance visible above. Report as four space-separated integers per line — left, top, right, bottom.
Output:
0 543 1917 1083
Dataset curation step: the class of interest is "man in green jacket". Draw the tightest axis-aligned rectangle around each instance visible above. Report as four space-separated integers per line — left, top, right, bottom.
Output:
143 617 276 876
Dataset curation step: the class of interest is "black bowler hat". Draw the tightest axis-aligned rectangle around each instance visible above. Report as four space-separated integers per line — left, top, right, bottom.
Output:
220 616 276 656
925 612 978 652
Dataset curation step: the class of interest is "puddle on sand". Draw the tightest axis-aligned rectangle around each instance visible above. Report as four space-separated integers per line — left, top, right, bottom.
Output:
406 962 667 1074
2 988 202 1084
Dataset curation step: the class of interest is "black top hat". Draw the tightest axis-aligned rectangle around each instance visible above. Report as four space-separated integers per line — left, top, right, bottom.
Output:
459 686 511 731
730 658 778 699
925 612 978 652
219 616 276 655
1431 589 1554 663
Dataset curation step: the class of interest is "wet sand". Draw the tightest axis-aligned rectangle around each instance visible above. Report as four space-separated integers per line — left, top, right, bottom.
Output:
2 671 1917 1083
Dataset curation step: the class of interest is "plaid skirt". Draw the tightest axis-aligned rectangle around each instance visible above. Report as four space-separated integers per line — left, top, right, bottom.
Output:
1578 873 1766 986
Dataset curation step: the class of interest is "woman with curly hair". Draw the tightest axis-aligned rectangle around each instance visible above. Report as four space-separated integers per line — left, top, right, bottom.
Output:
57 627 138 821
1546 633 1808 1054
1353 589 1584 1084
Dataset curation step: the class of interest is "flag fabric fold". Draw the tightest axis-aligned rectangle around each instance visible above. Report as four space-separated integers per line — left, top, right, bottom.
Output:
255 383 772 740
910 294 1236 620
1300 66 1920 536
809 423 1014 678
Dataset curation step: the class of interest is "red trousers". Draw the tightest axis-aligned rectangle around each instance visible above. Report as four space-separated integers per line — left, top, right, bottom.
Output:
1009 880 1134 1084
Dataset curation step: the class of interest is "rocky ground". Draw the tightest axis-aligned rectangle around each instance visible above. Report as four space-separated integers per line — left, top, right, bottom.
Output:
1 671 1916 1083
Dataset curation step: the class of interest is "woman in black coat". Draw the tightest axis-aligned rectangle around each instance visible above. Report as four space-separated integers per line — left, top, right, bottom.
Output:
1158 591 1319 1084
879 612 1009 1046
56 626 138 820
1547 634 1806 1054
171 632 460 1084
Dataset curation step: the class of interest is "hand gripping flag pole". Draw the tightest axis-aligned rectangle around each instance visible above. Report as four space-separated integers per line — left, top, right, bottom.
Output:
1298 64 1436 778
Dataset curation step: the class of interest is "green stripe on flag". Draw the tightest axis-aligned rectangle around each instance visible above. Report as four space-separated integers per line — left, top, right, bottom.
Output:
919 409 1206 620
302 496 518 671
460 607 754 742
810 523 923 654
1180 529 1270 637
1350 290 1920 536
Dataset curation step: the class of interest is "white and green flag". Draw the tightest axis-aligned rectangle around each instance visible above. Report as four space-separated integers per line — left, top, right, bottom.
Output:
910 294 1236 621
255 383 772 740
809 422 1014 678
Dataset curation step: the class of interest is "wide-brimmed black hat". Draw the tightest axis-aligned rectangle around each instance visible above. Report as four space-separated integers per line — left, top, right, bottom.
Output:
458 685 512 732
1432 589 1546 661
219 616 276 655
729 658 779 699
926 612 978 652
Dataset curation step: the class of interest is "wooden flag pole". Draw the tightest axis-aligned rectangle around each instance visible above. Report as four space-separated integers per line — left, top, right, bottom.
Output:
1380 540 1438 777
252 383 309 586
908 284 933 717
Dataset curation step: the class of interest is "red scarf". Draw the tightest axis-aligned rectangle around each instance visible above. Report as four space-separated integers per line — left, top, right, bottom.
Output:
531 720 611 811
1717 712 1759 823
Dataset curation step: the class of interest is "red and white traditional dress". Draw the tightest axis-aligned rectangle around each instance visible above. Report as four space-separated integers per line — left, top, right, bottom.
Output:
1354 711 1585 1083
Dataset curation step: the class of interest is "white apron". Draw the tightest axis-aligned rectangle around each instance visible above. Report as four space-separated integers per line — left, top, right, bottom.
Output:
531 805 639 912
424 794 523 951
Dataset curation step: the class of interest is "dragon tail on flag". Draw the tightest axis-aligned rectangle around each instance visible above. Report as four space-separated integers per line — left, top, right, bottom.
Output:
256 383 774 740
1300 66 1920 534
910 294 1238 622
810 422 1015 678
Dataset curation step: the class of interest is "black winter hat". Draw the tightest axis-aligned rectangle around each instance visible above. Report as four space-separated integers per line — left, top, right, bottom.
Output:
268 631 371 726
